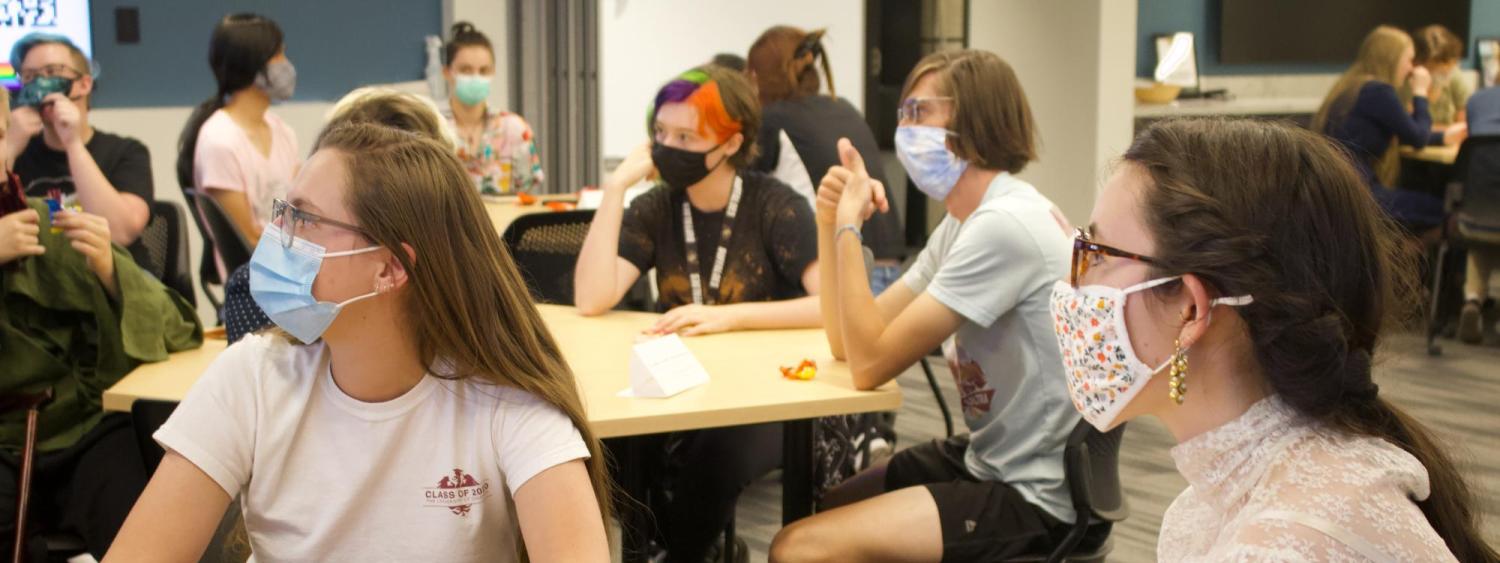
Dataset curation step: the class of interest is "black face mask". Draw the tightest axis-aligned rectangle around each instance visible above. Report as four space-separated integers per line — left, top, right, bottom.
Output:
651 141 726 190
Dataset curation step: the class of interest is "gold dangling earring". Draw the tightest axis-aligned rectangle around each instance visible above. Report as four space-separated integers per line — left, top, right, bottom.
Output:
1168 339 1189 405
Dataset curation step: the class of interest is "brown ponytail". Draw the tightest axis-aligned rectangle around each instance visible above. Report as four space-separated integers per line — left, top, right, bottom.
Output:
747 25 835 104
1124 118 1498 562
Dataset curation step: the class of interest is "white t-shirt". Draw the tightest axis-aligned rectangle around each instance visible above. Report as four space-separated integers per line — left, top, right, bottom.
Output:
155 333 590 562
193 109 300 227
901 172 1080 522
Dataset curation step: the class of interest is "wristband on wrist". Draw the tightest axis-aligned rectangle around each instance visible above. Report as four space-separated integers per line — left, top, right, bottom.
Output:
835 224 862 243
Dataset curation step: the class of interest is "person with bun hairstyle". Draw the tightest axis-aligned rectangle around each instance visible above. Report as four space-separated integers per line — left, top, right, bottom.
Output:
1046 118 1497 561
1410 24 1470 127
746 26 905 295
442 22 543 195
178 13 299 251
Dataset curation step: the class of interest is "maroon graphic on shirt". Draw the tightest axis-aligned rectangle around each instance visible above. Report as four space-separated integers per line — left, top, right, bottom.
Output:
949 345 995 419
424 468 491 516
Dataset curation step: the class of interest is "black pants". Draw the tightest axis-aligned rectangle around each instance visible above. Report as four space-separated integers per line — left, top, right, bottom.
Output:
0 414 149 561
619 422 782 563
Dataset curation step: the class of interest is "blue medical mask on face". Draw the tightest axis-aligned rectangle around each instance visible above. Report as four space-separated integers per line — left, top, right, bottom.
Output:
250 223 383 344
453 74 491 107
895 125 968 201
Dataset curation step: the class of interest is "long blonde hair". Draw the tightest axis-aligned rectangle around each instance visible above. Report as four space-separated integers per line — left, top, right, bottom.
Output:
1313 26 1414 185
318 123 613 551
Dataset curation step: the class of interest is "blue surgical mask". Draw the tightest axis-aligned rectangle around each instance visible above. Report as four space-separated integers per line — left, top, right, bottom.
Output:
453 74 491 107
249 223 382 344
895 125 968 201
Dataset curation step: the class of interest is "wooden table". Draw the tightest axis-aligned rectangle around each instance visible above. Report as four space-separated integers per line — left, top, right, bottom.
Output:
482 194 576 236
1401 144 1459 165
106 304 900 556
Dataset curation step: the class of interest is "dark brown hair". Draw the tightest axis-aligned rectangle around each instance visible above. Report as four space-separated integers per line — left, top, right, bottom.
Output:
1125 118 1498 562
1415 24 1464 64
899 49 1038 174
746 26 835 104
444 21 493 66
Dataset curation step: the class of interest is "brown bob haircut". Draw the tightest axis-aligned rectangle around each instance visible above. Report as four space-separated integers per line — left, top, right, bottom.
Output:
900 49 1039 173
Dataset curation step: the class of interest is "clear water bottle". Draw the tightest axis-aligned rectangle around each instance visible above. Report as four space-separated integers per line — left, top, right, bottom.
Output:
425 35 446 101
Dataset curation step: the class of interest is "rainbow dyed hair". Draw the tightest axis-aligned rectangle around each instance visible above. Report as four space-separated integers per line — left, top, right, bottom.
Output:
646 68 743 144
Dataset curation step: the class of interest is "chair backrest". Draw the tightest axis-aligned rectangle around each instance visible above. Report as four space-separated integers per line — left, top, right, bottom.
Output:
1455 135 1500 230
140 200 196 306
1063 418 1129 523
501 210 596 305
186 188 253 282
130 399 178 474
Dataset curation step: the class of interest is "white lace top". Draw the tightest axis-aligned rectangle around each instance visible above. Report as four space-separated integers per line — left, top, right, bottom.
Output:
1158 396 1458 562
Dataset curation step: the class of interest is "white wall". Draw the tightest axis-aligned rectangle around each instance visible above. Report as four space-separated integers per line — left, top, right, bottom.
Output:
969 0 1137 226
598 0 865 162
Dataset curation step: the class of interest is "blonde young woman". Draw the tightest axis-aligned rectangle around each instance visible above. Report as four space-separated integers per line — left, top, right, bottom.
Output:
1313 25 1467 233
105 123 610 561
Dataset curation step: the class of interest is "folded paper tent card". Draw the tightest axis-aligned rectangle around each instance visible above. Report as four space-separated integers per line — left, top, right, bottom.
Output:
618 334 710 398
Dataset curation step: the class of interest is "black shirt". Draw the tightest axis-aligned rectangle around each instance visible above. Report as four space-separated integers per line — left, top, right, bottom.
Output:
754 95 905 260
15 130 154 262
619 171 817 311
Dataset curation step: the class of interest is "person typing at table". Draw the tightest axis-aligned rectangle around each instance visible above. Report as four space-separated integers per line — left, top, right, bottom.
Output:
573 64 819 562
0 75 202 559
1314 25 1467 235
107 123 610 562
772 49 1093 562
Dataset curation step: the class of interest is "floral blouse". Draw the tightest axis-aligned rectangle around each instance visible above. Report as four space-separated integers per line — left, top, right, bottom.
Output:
443 106 544 195
1159 396 1458 562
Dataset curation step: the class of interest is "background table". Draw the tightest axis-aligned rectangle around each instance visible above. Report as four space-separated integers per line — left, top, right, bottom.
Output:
1401 144 1459 165
106 304 901 560
482 194 575 236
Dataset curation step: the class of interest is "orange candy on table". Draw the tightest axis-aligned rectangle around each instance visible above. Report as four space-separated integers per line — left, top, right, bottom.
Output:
780 359 817 381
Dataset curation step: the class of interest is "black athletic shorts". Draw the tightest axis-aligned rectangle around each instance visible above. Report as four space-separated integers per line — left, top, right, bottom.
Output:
884 434 1110 562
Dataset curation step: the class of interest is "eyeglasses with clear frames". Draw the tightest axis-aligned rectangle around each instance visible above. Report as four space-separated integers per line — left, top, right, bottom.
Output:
896 96 954 124
1070 227 1160 287
270 198 369 249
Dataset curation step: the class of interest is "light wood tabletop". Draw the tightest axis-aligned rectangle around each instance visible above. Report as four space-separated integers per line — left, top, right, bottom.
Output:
482 194 577 236
1400 143 1459 165
104 305 902 439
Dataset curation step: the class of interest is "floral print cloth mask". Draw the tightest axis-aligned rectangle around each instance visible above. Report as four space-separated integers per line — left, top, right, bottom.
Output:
1049 276 1253 431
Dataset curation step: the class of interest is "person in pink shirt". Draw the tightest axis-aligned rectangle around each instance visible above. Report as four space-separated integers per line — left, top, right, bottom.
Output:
177 13 300 253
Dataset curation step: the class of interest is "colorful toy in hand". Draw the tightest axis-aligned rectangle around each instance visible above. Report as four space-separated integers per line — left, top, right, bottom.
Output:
780 359 817 381
46 189 63 233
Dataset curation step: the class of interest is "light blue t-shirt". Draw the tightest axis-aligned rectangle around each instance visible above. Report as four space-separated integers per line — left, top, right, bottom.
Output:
901 172 1080 522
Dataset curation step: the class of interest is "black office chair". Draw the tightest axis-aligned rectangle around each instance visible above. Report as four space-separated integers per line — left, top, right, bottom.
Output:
501 210 596 305
1428 136 1500 354
918 357 955 438
1007 419 1128 563
136 200 196 308
130 399 179 475
185 189 252 316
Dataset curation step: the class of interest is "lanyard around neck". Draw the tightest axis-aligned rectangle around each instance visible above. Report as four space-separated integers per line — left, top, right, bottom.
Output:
681 175 743 305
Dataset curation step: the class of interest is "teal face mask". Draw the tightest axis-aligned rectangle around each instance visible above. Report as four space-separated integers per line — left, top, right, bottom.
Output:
454 74 491 106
